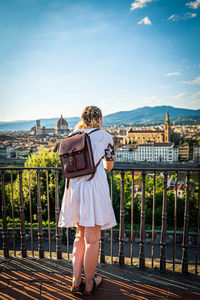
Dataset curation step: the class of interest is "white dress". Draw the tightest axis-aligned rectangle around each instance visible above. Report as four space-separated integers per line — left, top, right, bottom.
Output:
58 128 117 230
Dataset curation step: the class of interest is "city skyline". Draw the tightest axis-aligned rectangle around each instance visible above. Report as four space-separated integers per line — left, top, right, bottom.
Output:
0 0 200 122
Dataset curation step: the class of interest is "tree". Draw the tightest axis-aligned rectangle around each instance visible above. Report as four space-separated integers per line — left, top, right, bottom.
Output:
5 148 65 224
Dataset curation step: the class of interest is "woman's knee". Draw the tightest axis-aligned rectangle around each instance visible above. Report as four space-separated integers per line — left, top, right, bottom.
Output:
75 224 85 240
84 226 101 245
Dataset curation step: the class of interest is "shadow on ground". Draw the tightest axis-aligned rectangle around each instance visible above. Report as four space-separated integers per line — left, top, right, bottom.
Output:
0 254 200 299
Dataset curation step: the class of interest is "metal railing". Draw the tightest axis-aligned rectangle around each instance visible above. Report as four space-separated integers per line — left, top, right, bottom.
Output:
0 164 200 275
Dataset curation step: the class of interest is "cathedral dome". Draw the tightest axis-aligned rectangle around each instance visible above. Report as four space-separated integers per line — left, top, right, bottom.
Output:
128 127 134 133
56 115 68 130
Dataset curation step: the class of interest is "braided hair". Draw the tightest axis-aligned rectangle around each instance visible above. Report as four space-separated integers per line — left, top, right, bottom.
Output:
76 106 102 129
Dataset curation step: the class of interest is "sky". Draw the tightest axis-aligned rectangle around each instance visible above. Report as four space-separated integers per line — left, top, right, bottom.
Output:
0 0 200 122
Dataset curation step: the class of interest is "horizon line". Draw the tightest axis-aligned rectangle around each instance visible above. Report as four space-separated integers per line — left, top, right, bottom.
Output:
0 105 199 123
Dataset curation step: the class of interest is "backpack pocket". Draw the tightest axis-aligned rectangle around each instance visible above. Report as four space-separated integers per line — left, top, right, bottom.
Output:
63 150 86 173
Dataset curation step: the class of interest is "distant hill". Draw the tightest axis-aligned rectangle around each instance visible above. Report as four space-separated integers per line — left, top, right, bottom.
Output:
103 106 200 125
0 106 200 131
0 117 80 131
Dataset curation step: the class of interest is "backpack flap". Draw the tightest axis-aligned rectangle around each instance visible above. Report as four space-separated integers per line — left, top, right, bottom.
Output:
58 133 86 174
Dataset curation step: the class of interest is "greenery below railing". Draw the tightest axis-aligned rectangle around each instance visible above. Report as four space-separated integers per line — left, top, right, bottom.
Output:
0 217 56 229
0 217 198 233
0 148 199 232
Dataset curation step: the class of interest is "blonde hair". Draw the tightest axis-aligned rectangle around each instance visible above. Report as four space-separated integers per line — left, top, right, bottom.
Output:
75 106 102 130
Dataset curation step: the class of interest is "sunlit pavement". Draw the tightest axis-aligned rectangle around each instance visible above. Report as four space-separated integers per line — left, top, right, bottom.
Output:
0 255 200 299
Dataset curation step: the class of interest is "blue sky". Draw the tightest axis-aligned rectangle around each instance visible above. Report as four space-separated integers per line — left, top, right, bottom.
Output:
0 0 200 121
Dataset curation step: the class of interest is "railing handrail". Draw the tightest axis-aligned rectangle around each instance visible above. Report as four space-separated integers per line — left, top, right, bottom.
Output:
0 167 61 171
0 162 200 172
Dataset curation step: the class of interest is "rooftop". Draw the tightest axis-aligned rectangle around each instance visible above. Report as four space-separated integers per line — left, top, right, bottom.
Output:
128 128 164 133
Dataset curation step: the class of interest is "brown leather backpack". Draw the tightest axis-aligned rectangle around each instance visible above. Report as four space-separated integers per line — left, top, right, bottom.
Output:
58 129 103 188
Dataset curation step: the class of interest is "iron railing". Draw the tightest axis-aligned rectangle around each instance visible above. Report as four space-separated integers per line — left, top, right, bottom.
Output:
0 164 200 275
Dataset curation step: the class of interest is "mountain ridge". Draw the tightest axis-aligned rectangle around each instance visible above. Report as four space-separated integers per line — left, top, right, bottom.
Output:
0 106 200 131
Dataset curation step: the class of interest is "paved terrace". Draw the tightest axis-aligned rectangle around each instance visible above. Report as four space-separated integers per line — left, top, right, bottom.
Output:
0 252 200 300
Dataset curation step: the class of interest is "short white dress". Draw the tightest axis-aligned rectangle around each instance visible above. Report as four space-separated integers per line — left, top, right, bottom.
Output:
58 128 117 230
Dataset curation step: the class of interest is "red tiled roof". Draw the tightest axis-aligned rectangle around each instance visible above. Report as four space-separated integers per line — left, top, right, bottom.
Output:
128 129 164 133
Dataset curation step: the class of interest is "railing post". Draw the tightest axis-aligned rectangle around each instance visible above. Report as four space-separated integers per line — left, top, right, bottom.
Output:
110 170 113 263
28 171 34 257
36 170 44 258
151 171 156 268
19 170 27 258
173 171 178 271
182 171 191 274
46 170 52 258
160 171 168 271
66 228 70 259
139 171 146 268
119 170 125 265
100 230 105 263
131 170 134 266
195 171 200 275
1 171 9 258
55 170 62 259
11 172 16 257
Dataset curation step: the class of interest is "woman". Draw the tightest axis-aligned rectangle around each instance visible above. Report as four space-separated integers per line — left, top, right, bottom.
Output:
58 106 116 295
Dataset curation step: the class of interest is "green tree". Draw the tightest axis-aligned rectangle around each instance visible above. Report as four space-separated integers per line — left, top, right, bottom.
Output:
5 148 64 224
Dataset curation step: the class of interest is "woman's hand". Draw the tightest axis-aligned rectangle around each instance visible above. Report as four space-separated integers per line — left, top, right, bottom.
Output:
104 159 114 171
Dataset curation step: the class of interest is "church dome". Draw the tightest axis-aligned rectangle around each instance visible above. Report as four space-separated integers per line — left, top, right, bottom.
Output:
128 127 134 133
56 115 68 129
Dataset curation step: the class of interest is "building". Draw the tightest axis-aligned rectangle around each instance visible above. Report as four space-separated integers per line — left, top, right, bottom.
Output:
173 182 195 199
115 147 137 162
193 145 200 162
115 143 178 162
55 115 69 134
16 149 31 159
30 120 45 135
30 115 70 136
176 183 185 198
0 147 7 159
36 120 44 135
124 110 171 144
178 143 192 161
7 147 16 158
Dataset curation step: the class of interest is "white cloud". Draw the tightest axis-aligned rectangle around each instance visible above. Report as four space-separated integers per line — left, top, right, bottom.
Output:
191 91 200 98
171 93 186 99
165 72 181 76
142 96 163 106
168 12 197 22
168 14 176 21
186 0 200 9
182 76 200 85
184 12 197 19
191 99 200 105
138 16 152 25
130 0 156 10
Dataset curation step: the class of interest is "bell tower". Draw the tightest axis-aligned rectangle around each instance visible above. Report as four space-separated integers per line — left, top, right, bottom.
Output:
164 109 171 142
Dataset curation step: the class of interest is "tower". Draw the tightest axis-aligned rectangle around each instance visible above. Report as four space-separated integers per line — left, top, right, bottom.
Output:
164 110 171 142
36 120 40 130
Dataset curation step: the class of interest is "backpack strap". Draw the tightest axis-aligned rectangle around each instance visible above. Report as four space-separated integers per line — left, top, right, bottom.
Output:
86 155 104 182
86 128 102 181
87 128 99 135
67 178 70 189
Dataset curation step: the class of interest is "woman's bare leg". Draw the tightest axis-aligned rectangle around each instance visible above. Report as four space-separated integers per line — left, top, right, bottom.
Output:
84 225 102 292
72 224 85 287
